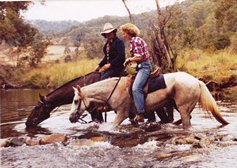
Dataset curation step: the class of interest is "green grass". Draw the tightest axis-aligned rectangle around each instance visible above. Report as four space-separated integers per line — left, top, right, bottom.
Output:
176 48 237 83
22 58 100 88
18 48 237 88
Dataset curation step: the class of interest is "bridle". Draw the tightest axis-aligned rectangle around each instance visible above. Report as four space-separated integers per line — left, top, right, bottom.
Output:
76 77 121 123
31 99 51 123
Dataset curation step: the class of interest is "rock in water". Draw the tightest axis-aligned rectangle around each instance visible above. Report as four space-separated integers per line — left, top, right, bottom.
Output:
40 133 67 145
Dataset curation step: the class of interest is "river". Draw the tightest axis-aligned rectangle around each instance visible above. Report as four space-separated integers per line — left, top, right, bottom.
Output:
0 89 237 168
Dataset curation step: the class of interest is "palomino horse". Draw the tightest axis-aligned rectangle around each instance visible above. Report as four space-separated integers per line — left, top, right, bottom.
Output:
25 72 101 127
69 72 229 129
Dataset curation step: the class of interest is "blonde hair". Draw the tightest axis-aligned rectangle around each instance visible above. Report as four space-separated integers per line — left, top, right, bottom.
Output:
120 23 140 37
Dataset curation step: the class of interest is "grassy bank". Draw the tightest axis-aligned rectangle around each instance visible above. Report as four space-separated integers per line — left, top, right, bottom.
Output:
21 58 100 88
14 48 237 90
176 48 237 84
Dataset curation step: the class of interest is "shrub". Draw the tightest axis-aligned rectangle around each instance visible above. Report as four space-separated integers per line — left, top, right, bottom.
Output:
214 35 231 50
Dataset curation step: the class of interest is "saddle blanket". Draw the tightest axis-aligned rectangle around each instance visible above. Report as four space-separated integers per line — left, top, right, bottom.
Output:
147 74 166 93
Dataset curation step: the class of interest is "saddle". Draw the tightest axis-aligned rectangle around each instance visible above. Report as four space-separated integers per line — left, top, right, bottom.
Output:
127 68 166 98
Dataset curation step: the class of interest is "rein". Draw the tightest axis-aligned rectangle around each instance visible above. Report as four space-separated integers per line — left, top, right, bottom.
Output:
105 77 121 104
78 77 121 123
103 77 121 122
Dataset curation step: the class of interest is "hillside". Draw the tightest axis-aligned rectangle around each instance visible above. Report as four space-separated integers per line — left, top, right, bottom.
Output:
26 0 236 52
26 20 81 35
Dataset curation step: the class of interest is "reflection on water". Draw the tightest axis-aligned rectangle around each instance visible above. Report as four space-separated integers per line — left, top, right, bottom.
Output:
0 89 49 138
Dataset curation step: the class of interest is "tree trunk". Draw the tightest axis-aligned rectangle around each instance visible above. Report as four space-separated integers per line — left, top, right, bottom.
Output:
122 0 134 23
152 0 175 72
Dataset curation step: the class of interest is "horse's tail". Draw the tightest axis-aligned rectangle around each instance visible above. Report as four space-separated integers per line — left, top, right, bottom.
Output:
198 80 229 125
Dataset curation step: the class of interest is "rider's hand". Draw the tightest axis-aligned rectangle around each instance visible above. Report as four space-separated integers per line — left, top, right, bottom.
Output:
102 63 111 71
94 65 100 72
124 58 131 66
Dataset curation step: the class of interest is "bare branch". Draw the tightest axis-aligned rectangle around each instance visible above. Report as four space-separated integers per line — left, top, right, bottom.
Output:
122 0 134 23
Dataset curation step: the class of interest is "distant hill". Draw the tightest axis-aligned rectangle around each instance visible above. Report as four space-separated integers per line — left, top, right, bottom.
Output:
26 20 81 35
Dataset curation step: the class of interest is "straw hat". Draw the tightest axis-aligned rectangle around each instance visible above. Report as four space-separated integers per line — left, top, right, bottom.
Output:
101 23 117 36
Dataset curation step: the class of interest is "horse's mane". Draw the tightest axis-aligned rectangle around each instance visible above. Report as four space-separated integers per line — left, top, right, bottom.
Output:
83 76 127 91
46 71 100 97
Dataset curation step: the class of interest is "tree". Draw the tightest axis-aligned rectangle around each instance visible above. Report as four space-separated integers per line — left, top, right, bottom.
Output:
0 2 49 67
0 2 35 47
151 0 176 71
84 37 103 59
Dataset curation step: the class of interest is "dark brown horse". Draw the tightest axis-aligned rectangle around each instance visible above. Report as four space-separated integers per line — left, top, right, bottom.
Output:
25 72 102 127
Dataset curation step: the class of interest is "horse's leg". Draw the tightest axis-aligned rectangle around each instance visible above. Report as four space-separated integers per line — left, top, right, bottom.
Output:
113 109 129 127
172 75 200 129
128 109 136 120
178 105 191 129
177 99 198 129
90 108 104 123
167 100 174 122
156 107 169 123
156 101 174 123
144 111 156 122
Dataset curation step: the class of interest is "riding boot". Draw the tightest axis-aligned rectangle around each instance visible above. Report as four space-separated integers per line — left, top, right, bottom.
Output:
134 113 144 122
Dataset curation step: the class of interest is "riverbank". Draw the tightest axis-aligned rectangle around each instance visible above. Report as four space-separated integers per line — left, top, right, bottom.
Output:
1 67 236 102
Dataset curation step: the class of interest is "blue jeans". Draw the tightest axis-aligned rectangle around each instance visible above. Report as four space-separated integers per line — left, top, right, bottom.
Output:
101 68 123 80
132 61 152 114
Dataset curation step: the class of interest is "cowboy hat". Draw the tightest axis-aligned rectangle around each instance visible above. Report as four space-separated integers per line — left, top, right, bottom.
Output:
101 23 117 36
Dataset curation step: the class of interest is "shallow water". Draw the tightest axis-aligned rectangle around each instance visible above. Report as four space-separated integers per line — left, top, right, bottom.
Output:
1 89 237 168
0 89 50 138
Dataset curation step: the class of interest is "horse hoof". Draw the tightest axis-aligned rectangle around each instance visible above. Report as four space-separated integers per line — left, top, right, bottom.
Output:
129 119 139 127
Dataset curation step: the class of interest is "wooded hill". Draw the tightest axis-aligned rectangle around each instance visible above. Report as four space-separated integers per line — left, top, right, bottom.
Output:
28 0 236 55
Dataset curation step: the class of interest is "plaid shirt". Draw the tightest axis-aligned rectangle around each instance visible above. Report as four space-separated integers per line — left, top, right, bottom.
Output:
130 36 149 61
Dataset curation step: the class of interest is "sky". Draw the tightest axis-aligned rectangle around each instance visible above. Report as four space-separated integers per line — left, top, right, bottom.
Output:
22 0 183 22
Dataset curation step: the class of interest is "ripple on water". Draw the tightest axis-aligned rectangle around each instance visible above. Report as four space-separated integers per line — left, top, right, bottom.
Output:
1 101 237 167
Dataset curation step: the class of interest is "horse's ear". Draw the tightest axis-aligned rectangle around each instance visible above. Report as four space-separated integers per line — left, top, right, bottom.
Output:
72 86 77 92
76 85 84 97
39 93 46 102
76 85 81 92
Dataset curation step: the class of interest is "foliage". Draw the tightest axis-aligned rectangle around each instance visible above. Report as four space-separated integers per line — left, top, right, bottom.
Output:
214 0 237 33
84 37 104 59
176 48 237 83
0 2 49 67
213 35 231 50
0 2 36 47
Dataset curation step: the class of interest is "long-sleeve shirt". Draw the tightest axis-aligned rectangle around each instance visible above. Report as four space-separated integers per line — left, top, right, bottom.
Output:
99 36 125 70
129 36 149 62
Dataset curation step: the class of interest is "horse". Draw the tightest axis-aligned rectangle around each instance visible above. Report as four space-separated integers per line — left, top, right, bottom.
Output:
69 72 229 129
25 71 101 127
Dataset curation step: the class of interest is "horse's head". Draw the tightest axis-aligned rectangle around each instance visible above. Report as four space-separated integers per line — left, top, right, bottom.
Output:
25 94 51 127
69 85 88 123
